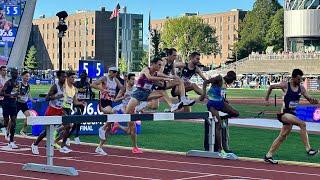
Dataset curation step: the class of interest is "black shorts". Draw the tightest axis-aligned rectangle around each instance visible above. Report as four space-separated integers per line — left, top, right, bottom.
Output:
17 102 29 113
153 81 167 90
277 109 295 125
100 99 112 108
63 108 72 116
3 103 17 118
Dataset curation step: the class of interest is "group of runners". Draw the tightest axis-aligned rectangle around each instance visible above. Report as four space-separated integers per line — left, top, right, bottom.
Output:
0 48 319 164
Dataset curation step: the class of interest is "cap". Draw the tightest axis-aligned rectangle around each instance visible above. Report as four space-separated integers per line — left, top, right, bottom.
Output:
109 67 118 72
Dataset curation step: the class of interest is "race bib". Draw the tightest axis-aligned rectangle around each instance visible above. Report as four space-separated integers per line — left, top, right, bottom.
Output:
143 83 153 90
20 95 28 102
289 101 299 109
66 96 73 105
108 88 116 96
77 93 86 99
56 100 63 107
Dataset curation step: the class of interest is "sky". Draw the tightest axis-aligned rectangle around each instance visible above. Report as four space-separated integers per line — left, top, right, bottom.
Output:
34 0 283 43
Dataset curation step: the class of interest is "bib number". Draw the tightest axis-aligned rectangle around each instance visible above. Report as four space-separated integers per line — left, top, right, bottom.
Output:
143 83 153 90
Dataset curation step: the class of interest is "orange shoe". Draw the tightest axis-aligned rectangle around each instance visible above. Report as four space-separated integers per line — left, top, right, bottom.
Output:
132 147 143 154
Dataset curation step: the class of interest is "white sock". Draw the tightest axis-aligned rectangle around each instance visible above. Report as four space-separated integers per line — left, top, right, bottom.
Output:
181 96 187 101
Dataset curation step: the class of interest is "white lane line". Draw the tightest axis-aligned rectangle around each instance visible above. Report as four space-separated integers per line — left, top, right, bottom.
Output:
0 151 261 180
3 142 320 178
174 174 268 180
0 173 48 180
0 160 158 180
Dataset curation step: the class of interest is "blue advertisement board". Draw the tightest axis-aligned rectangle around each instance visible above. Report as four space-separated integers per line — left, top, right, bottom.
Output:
296 105 320 123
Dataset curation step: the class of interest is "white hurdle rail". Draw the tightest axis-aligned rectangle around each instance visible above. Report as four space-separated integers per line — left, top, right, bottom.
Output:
23 112 238 176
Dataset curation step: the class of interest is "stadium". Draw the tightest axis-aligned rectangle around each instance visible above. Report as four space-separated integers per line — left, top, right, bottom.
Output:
0 0 320 179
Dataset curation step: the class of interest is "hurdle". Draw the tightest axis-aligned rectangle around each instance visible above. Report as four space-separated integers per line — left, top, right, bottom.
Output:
23 112 238 176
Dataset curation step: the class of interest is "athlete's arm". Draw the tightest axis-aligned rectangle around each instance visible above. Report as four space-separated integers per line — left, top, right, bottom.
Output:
200 75 222 101
196 67 208 81
114 88 126 102
174 62 185 69
265 82 287 101
159 58 167 74
45 84 59 101
90 76 106 91
301 85 319 104
142 67 171 82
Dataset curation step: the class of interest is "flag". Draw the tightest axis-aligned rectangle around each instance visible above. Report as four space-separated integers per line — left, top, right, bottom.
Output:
109 3 120 20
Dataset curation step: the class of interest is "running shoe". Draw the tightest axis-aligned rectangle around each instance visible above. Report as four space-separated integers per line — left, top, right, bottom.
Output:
8 142 18 149
307 148 318 156
220 150 228 158
264 155 278 164
135 101 148 113
95 147 107 155
132 147 143 154
31 144 39 155
181 98 196 106
20 130 27 137
53 143 61 149
59 146 72 153
170 102 183 112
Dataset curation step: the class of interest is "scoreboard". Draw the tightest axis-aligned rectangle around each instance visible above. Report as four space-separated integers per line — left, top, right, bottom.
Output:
78 60 104 78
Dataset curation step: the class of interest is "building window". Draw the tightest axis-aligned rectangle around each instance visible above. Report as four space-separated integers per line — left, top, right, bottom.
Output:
42 24 44 29
53 43 54 49
63 53 65 58
68 42 70 48
228 16 230 22
234 15 236 23
79 41 81 47
74 31 76 37
47 24 49 29
79 51 81 58
92 17 94 24
91 40 94 46
52 33 54 38
91 51 94 57
74 21 76 26
68 53 70 58
92 29 94 35
53 53 55 59
63 42 65 48
86 41 88 46
67 31 69 38
74 52 76 58
75 42 77 47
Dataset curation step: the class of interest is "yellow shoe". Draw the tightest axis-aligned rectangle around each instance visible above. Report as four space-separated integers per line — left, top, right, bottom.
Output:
53 143 61 149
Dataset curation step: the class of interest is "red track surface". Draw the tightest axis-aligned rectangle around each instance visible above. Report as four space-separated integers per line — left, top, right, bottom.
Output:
1 136 320 180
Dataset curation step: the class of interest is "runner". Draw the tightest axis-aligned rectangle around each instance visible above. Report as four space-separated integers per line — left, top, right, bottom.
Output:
175 51 208 112
67 71 93 145
0 65 8 138
91 67 123 155
152 48 195 109
18 71 37 136
2 68 19 148
123 57 178 154
56 71 86 153
200 71 239 154
264 69 319 164
31 71 66 155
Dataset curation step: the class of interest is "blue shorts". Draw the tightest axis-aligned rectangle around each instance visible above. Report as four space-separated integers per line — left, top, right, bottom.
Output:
207 100 224 111
131 87 151 101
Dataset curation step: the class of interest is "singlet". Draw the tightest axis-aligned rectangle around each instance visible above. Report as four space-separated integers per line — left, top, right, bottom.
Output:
100 76 117 100
208 79 227 102
62 82 76 109
49 83 64 109
17 82 30 103
3 78 19 104
122 87 133 106
163 61 174 75
180 63 196 81
136 68 156 91
75 80 91 100
283 82 301 114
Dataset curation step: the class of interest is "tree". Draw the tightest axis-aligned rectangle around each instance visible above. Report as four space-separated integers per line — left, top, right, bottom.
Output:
24 46 39 70
265 8 284 52
161 16 219 60
139 50 148 71
236 0 282 59
118 57 128 73
151 29 161 58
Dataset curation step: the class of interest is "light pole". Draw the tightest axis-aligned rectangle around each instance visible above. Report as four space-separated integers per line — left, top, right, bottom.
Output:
56 11 68 71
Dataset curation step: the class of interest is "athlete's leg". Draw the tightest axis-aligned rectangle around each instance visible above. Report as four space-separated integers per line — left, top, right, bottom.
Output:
266 124 292 157
208 107 223 152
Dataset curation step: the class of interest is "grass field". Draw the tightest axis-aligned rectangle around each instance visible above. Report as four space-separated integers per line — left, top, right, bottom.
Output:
21 84 320 164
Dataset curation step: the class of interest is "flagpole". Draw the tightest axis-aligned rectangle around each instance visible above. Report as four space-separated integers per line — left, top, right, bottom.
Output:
116 11 120 68
148 9 151 67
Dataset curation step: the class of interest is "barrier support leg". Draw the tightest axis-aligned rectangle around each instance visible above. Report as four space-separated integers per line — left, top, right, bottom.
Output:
186 118 238 160
22 125 78 176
